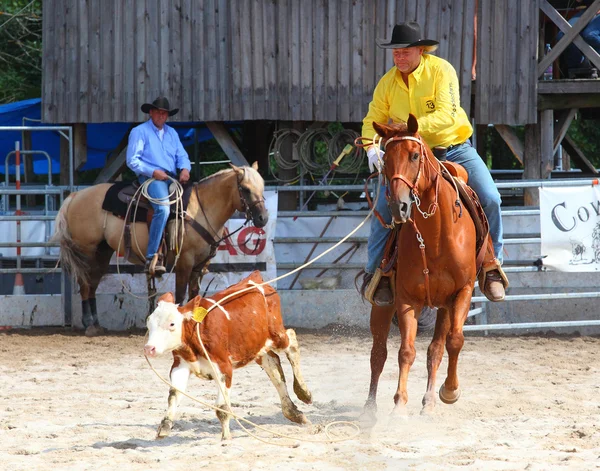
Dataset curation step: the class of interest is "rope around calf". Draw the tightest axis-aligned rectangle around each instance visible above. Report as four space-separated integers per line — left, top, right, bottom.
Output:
144 162 386 445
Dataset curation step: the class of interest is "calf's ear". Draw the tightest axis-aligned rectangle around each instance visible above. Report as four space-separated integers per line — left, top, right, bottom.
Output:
177 297 197 315
158 292 175 304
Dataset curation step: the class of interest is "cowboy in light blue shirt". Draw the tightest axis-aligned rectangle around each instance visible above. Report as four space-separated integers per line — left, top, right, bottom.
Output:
126 96 191 276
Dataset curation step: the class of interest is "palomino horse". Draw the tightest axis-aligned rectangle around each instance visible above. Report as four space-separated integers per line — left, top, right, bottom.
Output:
362 115 478 424
52 163 268 334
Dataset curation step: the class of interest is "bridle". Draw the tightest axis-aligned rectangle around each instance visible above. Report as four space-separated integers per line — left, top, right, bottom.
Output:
236 167 265 222
382 135 439 220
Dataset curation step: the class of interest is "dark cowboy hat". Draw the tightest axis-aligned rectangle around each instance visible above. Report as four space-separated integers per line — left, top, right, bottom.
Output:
377 22 439 52
140 96 179 116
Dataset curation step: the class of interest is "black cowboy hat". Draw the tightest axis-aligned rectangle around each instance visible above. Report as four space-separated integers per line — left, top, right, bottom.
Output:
377 22 439 51
140 96 179 116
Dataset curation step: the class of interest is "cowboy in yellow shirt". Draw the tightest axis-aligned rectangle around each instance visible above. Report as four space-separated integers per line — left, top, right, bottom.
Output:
361 22 507 305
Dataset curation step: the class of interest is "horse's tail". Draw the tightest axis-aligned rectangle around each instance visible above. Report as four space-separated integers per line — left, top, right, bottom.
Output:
51 193 89 284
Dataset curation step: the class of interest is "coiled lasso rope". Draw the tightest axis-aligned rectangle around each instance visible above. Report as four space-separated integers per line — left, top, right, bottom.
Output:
115 175 186 299
145 147 385 445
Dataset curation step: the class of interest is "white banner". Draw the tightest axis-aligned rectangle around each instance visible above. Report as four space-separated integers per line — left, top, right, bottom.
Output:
198 190 278 291
540 186 600 271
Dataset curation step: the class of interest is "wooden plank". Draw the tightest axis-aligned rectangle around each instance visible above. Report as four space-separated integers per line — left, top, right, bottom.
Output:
217 0 229 120
135 0 148 122
192 1 205 121
562 134 598 174
537 0 600 78
180 0 193 121
94 147 128 184
122 0 135 121
350 0 362 122
300 0 313 120
494 125 524 164
276 0 289 119
326 0 338 122
239 0 252 119
338 1 350 121
169 0 183 119
538 93 600 110
228 1 242 120
290 0 301 120
539 0 600 72
87 0 100 122
264 0 277 119
504 0 518 124
252 0 265 119
65 0 78 122
459 0 475 115
553 109 577 155
538 79 600 94
313 0 326 120
475 0 491 123
205 122 250 166
100 1 113 123
540 109 554 178
112 0 123 121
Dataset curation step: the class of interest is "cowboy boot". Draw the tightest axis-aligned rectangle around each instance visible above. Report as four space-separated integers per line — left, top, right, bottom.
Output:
145 254 166 277
373 277 394 306
478 260 509 302
361 271 394 306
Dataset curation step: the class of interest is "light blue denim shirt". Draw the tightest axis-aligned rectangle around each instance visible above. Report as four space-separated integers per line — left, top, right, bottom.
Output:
126 119 191 178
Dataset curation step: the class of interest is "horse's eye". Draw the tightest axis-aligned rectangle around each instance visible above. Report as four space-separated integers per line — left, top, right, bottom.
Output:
411 153 420 161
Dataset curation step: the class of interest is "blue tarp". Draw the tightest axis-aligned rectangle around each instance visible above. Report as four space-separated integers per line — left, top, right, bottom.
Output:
0 99 217 175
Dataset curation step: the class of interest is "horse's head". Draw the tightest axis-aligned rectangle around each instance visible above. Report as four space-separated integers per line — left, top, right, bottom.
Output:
374 115 431 224
231 161 269 228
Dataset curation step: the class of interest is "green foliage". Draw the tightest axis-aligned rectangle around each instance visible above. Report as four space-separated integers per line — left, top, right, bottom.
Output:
567 117 600 169
0 0 43 103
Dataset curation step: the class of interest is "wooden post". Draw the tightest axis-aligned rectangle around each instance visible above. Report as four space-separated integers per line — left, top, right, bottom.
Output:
73 124 87 184
540 109 554 179
59 130 69 187
523 123 541 206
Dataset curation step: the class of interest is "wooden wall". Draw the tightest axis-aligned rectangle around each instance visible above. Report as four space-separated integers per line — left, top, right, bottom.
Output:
42 0 478 124
475 0 539 125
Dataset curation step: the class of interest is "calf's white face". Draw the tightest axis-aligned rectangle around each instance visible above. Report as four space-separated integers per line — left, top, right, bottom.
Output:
144 300 185 356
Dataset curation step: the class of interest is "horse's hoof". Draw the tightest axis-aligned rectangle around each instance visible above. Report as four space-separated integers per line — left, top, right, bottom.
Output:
358 407 378 430
439 384 461 404
389 404 409 422
84 325 104 337
156 419 172 439
420 403 435 416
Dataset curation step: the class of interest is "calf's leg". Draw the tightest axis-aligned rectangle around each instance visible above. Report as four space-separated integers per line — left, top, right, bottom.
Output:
214 371 233 440
157 364 190 438
257 351 309 425
281 329 312 404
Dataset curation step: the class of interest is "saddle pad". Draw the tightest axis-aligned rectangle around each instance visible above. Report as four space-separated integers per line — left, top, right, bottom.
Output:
102 182 148 222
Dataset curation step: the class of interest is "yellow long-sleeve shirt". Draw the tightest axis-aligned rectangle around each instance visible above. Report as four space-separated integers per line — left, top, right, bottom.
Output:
362 54 472 149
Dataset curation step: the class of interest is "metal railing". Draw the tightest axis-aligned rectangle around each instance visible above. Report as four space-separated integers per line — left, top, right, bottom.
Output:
0 176 598 332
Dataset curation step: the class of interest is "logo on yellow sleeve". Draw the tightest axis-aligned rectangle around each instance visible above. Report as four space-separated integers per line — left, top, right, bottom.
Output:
420 96 436 114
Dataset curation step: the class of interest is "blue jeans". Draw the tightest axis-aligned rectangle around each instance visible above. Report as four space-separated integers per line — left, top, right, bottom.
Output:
139 176 170 259
365 140 504 273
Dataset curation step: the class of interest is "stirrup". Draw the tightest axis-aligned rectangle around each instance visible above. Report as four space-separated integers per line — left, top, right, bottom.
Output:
363 268 395 306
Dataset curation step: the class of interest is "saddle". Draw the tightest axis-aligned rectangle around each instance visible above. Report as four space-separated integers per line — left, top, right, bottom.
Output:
101 181 195 263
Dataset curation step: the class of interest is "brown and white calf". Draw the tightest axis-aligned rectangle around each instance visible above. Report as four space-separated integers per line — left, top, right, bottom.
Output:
144 271 313 440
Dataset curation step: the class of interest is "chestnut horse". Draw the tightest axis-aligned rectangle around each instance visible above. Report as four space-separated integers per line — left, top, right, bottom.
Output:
52 163 268 334
362 116 477 424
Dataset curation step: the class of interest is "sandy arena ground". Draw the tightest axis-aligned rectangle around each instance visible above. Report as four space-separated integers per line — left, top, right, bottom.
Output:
1 326 599 471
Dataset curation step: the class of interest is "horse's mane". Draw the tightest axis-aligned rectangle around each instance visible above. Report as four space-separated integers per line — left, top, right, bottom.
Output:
197 165 264 191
